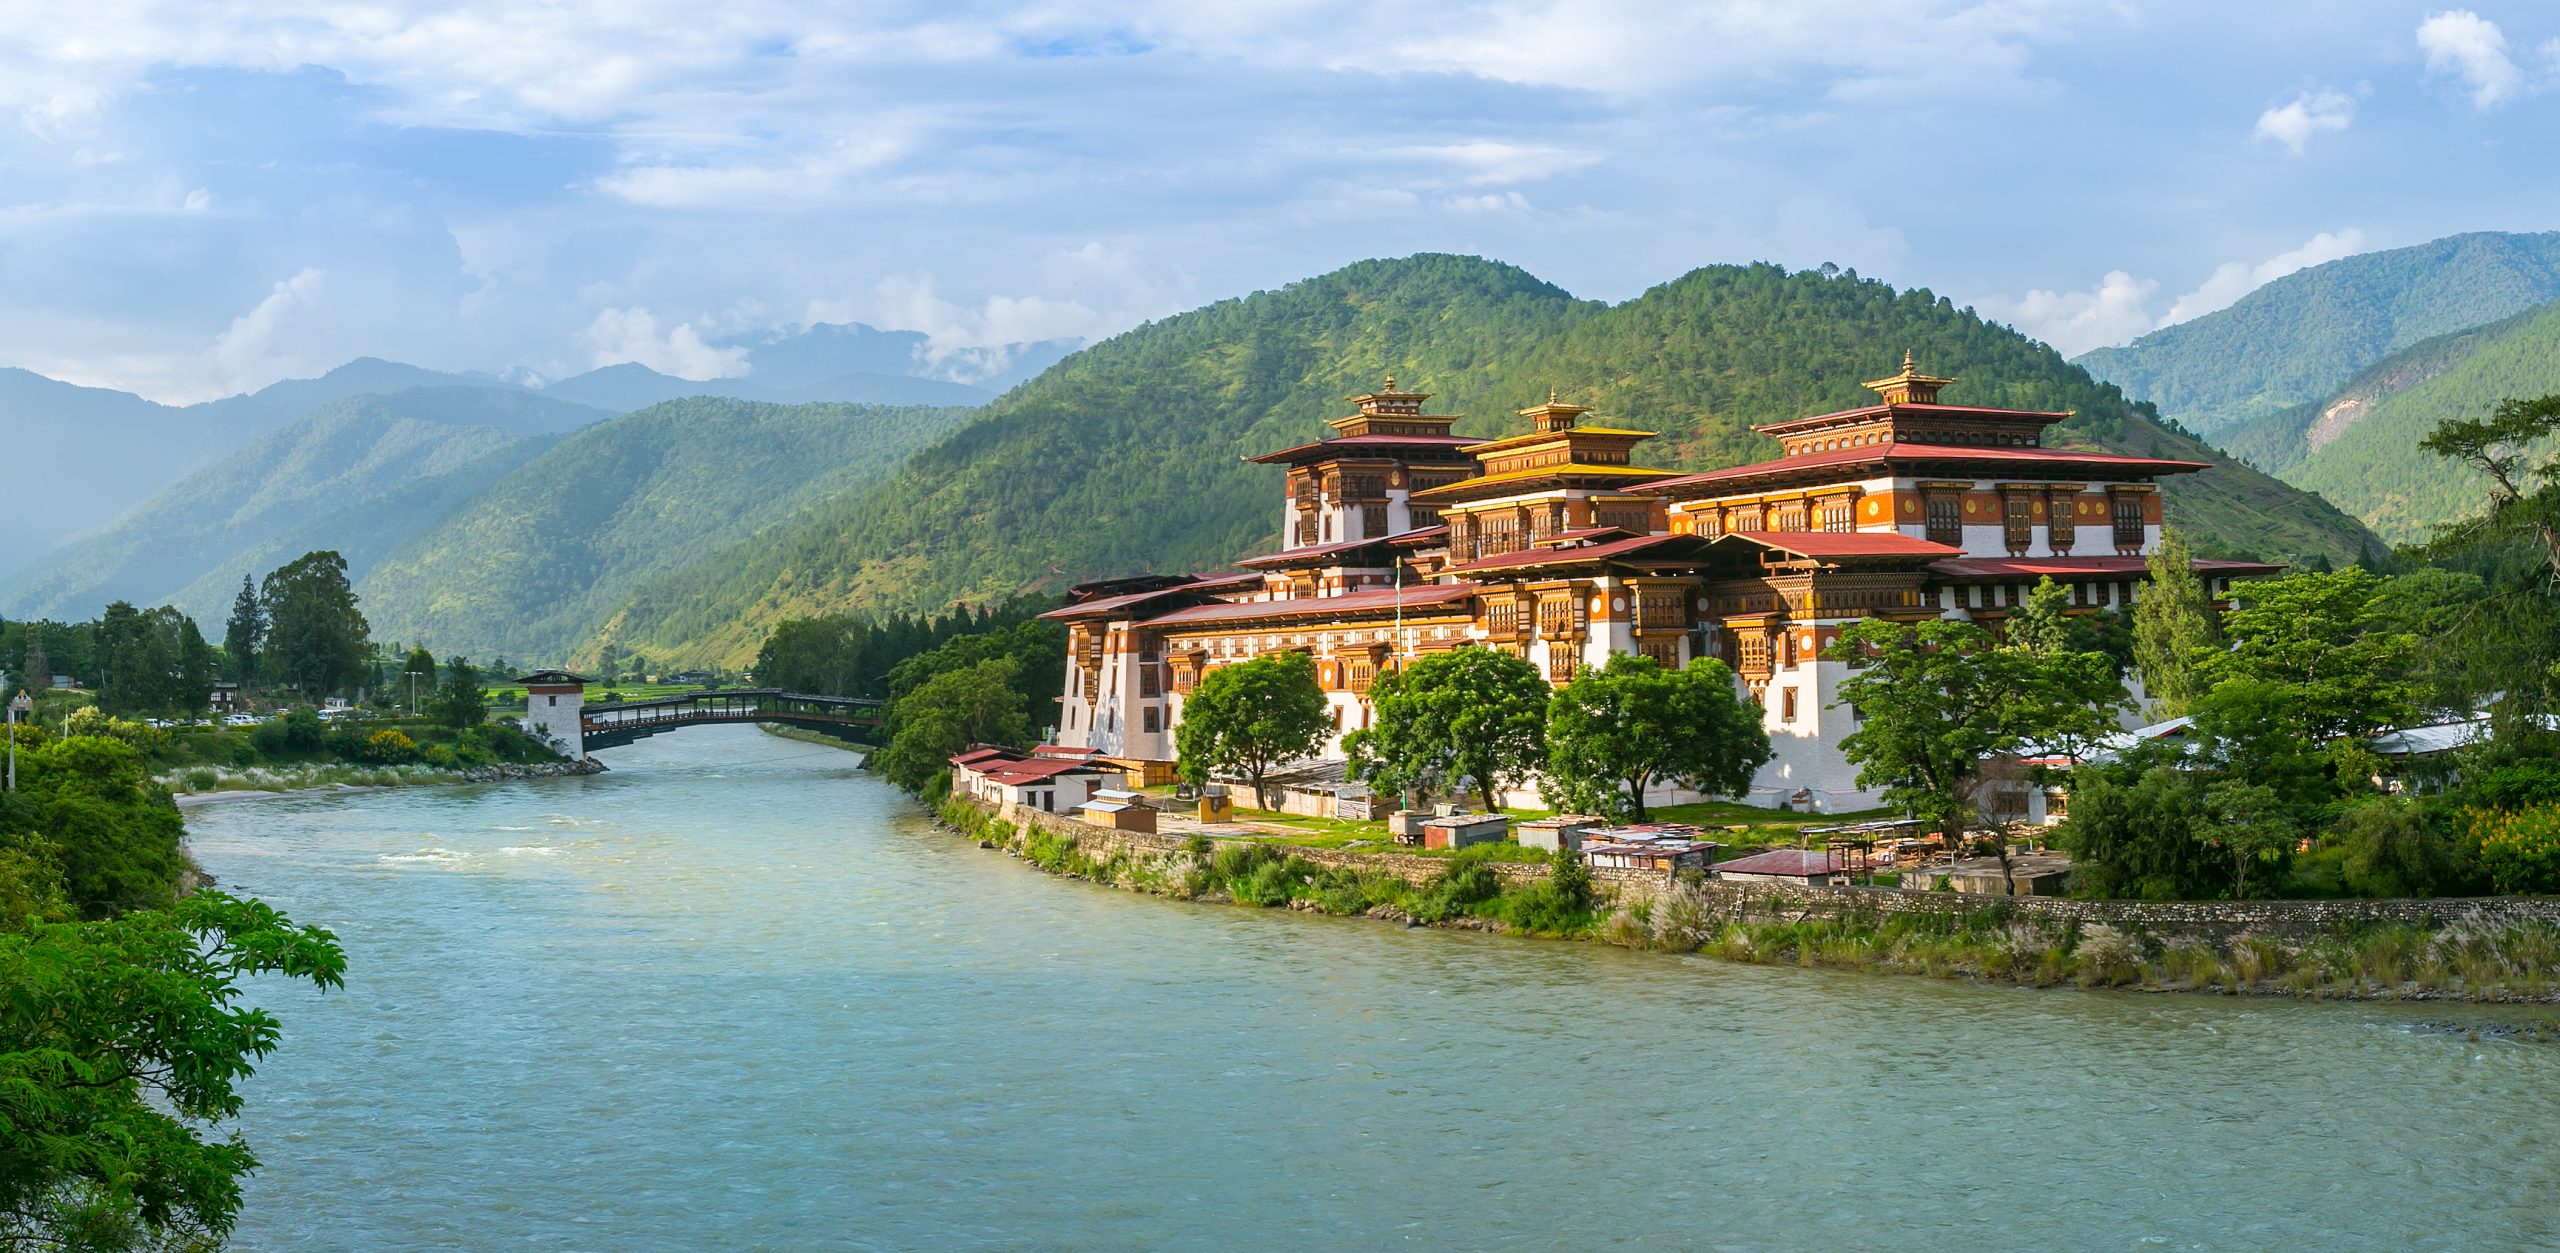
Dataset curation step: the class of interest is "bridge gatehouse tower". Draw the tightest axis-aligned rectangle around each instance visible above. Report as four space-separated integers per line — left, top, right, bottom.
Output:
516 670 590 758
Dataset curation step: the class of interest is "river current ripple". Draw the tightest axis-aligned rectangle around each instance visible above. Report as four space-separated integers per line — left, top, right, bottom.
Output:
189 726 2559 1250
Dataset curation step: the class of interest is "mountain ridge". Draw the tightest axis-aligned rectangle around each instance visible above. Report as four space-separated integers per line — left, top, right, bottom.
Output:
2074 230 2560 435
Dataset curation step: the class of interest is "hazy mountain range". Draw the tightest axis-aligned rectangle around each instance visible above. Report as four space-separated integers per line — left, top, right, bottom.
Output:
25 234 2560 668
1 322 1077 571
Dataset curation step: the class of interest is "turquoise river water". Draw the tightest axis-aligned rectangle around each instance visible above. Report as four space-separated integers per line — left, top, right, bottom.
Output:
187 727 2560 1249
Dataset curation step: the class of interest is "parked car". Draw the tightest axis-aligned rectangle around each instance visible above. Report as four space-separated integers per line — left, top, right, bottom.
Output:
223 713 262 727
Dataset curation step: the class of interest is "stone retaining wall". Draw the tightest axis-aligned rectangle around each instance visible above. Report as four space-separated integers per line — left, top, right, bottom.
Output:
1627 878 2560 937
962 796 2560 937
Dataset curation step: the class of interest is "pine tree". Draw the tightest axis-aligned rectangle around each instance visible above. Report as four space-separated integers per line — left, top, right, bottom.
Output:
2132 528 2220 718
223 575 265 685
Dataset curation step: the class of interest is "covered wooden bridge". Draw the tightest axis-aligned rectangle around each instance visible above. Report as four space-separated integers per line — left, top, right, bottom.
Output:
579 688 885 751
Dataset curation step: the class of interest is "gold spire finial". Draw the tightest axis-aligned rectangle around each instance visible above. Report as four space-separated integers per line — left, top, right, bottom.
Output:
1863 350 1955 405
1548 386 1559 404
1384 371 1396 391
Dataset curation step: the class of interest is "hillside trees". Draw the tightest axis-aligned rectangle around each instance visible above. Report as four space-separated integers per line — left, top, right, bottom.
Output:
1344 646 1550 812
1175 651 1332 809
260 551 371 699
1541 655 1769 821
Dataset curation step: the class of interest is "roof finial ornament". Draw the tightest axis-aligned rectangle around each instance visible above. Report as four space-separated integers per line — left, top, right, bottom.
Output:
1548 386 1559 404
1384 370 1396 391
1903 347 1916 372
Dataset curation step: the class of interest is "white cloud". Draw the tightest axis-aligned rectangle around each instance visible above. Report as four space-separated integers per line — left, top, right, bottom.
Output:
580 306 749 379
2159 229 2365 326
1977 229 2372 354
1973 270 2161 358
2253 89 2354 154
2418 9 2525 108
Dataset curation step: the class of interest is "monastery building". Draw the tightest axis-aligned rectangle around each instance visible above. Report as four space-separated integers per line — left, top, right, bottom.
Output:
1043 356 2276 812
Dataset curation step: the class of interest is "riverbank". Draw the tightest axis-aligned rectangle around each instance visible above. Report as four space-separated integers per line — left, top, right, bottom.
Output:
166 757 606 805
754 723 872 755
942 794 2560 1007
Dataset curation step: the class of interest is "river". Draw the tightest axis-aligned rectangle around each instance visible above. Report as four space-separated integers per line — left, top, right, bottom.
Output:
187 726 2558 1249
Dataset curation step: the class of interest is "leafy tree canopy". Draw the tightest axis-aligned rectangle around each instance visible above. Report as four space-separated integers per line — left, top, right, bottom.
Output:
1174 651 1332 808
1541 654 1769 822
1344 646 1550 812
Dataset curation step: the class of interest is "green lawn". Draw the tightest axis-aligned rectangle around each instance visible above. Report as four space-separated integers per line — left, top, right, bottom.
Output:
1204 798 1903 862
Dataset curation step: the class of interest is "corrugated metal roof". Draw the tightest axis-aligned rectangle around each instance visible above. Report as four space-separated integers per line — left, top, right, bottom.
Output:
1711 848 1844 877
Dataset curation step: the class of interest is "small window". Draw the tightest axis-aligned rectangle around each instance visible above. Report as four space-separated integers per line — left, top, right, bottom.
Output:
1142 707 1161 734
1781 688 1799 721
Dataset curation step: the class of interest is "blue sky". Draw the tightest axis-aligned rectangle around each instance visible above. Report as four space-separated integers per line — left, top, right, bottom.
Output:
1 1 2553 402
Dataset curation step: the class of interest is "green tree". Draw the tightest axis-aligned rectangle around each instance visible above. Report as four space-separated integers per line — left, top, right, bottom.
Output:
876 657 1033 793
1344 646 1550 812
756 616 873 697
2420 392 2560 579
1174 651 1332 810
1829 618 2128 841
427 656 487 730
2007 576 2076 656
0 891 344 1248
222 575 265 686
259 552 372 699
2336 795 2473 897
2206 567 2419 742
2055 762 2221 900
0 735 189 918
1541 654 1770 821
2190 678 2336 824
2203 780 2294 900
399 647 437 713
2132 528 2221 717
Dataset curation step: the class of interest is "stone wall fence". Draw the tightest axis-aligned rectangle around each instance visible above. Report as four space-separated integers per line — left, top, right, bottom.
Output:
962 795 2560 937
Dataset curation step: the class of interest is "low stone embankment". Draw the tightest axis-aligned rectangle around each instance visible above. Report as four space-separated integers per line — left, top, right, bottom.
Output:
461 758 609 783
954 795 2560 1004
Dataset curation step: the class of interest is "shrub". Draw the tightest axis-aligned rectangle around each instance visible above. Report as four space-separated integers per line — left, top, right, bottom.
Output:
363 729 418 764
1412 855 1500 923
2335 797 2478 897
2471 761 2560 810
421 744 458 769
2466 805 2560 895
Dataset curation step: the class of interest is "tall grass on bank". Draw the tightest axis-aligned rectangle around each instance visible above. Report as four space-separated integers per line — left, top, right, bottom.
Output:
1601 884 2560 1001
158 762 469 795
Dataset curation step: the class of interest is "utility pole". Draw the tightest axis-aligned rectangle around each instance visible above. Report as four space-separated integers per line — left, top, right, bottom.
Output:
7 692 30 791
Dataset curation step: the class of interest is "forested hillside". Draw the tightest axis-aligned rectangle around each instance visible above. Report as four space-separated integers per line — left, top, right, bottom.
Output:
356 397 976 662
602 255 2379 667
2223 301 2560 544
1 386 606 623
2074 231 2560 435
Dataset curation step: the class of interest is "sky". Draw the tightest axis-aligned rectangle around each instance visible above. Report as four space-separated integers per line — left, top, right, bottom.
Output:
0 1 2553 403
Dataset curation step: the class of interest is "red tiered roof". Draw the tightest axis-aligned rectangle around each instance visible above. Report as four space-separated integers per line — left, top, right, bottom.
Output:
1928 555 2284 582
1719 531 1962 560
1141 582 1481 628
1641 442 2212 496
1243 434 1479 465
1438 534 1714 576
